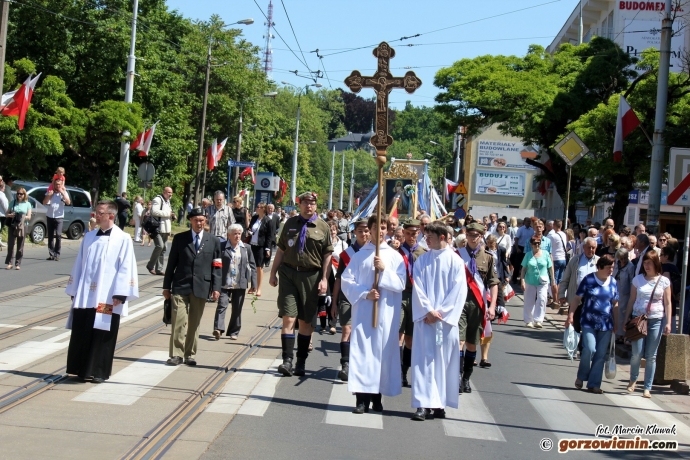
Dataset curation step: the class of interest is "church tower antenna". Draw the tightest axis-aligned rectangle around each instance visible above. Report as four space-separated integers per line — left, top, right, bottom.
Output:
262 0 275 79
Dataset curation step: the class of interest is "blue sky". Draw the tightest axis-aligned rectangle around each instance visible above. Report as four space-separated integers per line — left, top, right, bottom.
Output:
165 0 581 107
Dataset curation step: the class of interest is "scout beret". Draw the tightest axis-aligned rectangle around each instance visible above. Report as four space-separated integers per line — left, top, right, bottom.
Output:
466 222 485 234
403 219 421 229
188 207 205 218
353 218 368 229
298 191 318 202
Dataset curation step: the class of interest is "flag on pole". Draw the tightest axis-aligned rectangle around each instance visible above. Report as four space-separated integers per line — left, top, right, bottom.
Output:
206 138 228 171
389 197 399 219
1 73 41 130
444 178 458 202
239 166 255 184
613 96 641 162
130 121 159 157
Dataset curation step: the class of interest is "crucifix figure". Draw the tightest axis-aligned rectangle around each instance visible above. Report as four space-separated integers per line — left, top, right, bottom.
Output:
344 41 422 327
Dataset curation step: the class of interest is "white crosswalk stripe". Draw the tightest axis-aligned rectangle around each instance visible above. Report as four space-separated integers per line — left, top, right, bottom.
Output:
206 358 277 415
73 350 178 405
517 384 597 438
443 382 506 441
323 373 383 430
606 393 690 447
237 359 282 417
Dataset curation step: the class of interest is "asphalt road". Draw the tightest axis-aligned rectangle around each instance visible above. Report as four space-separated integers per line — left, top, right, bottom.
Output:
201 300 689 460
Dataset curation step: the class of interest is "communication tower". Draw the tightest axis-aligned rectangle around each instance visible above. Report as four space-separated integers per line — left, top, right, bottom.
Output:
262 1 275 79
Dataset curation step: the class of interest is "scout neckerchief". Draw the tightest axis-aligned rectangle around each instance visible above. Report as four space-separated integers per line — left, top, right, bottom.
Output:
297 213 317 254
458 246 488 337
399 241 419 285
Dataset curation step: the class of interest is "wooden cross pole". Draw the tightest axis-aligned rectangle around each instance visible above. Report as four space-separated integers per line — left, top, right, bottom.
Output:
344 41 422 328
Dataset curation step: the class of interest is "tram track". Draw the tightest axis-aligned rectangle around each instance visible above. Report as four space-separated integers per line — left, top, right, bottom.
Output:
121 315 281 460
0 319 166 414
0 276 164 342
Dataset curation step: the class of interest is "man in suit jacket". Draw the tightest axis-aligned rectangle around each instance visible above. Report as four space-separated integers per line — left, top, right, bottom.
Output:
212 224 258 340
163 207 221 366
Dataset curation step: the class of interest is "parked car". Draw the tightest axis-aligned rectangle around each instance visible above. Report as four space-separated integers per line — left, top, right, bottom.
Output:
11 180 92 240
6 190 49 244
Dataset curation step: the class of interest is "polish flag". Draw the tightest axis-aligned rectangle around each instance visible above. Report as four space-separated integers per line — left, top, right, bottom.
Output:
389 198 399 218
444 178 458 202
239 166 255 184
206 137 228 170
239 189 247 197
613 96 641 162
1 73 41 130
130 121 159 157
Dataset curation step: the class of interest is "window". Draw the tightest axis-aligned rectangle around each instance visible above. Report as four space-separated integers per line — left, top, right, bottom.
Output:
626 207 637 226
29 188 46 204
71 191 91 208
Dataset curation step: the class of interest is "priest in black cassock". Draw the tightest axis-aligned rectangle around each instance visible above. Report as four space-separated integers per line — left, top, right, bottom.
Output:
65 200 139 383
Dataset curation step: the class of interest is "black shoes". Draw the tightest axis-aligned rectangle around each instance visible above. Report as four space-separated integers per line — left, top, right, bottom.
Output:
352 403 368 414
433 408 446 419
166 356 183 366
479 360 492 368
278 358 294 377
92 377 105 384
412 408 431 421
47 256 54 260
184 358 197 366
338 362 349 382
461 377 472 393
293 358 306 376
371 401 383 413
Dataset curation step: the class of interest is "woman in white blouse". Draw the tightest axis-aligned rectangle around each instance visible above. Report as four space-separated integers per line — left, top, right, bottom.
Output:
495 220 512 258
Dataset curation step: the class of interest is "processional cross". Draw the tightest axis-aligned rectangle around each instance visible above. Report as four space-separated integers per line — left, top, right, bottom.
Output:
344 42 422 327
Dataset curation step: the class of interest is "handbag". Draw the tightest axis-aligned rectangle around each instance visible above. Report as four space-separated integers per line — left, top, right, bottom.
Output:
143 196 164 235
558 232 570 263
625 277 661 341
604 333 617 379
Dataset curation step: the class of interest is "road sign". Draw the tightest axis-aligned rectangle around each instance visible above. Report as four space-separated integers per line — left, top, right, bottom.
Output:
668 148 690 206
454 182 468 195
138 180 152 189
283 206 296 213
554 131 589 167
454 207 466 220
255 175 280 192
137 162 155 181
228 160 256 168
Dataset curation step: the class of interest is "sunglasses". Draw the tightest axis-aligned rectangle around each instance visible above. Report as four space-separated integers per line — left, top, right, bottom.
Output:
659 238 667 242
531 241 541 245
17 193 25 196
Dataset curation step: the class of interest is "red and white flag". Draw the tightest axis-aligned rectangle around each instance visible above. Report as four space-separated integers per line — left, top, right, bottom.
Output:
389 198 399 218
206 138 228 171
130 121 159 157
239 166 255 184
613 96 641 162
1 73 41 130
444 178 458 202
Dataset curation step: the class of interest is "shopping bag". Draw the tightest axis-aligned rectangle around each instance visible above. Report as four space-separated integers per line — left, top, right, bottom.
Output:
604 334 617 379
563 325 579 362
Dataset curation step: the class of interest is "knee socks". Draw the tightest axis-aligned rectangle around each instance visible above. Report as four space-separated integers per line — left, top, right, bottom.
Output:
281 334 295 361
296 333 311 360
340 341 350 364
463 350 476 380
402 346 412 369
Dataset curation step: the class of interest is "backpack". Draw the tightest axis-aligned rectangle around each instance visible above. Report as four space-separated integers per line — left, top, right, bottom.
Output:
142 196 163 235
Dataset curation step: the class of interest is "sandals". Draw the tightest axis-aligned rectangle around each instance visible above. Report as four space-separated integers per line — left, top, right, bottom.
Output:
479 359 492 368
627 381 636 393
575 378 583 389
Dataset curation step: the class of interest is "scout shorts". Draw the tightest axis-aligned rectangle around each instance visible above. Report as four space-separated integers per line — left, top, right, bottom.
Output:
338 297 352 326
277 264 320 321
458 300 483 345
398 292 414 336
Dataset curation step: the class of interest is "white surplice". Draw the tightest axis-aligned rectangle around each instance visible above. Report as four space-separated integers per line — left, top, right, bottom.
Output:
341 241 406 396
411 248 467 409
65 226 139 331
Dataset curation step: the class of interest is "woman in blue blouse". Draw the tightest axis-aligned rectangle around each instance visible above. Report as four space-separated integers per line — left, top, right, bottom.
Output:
4 188 32 270
565 254 618 394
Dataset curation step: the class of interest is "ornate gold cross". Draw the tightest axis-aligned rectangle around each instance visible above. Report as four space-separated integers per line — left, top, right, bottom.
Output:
344 42 421 328
344 42 422 165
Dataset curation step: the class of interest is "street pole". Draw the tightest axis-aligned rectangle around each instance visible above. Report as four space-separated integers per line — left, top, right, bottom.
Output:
194 39 212 206
117 0 139 195
564 166 572 230
328 144 335 210
647 0 673 236
349 159 355 213
0 0 10 96
234 101 244 198
578 1 583 45
680 206 690 333
453 129 461 183
339 152 345 209
289 95 301 204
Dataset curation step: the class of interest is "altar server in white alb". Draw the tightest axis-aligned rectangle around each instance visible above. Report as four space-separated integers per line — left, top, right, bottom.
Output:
341 213 406 415
65 200 139 383
410 222 467 421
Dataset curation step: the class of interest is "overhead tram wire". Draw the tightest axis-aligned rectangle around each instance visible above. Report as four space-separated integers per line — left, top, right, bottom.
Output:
252 0 313 76
279 0 315 80
318 0 566 58
312 49 333 89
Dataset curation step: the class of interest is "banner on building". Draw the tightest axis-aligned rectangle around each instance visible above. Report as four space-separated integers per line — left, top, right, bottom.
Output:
476 140 538 171
475 170 526 196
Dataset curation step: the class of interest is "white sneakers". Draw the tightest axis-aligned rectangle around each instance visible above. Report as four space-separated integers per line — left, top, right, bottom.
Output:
535 322 543 329
525 322 543 329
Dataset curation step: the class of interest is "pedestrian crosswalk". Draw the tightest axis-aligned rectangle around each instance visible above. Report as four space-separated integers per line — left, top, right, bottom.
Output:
443 381 506 441
517 384 597 438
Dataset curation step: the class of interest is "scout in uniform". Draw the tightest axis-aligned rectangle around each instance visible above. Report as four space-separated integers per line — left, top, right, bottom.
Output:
398 219 427 387
269 192 333 376
456 222 498 393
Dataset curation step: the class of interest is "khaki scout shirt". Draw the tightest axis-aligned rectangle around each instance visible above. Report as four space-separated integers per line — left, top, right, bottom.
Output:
399 244 427 292
278 216 333 270
467 247 500 307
